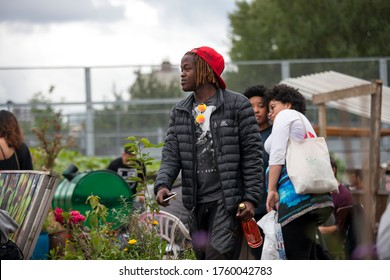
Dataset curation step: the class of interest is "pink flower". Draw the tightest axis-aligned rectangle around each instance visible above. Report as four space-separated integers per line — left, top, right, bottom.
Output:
53 208 86 225
54 207 64 224
69 210 86 224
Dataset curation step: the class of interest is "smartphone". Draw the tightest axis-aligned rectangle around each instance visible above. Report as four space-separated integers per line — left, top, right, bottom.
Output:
163 192 177 202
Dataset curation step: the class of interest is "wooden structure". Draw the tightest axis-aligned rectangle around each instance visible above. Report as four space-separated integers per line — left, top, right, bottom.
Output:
314 81 382 246
0 170 60 259
312 125 390 137
312 81 382 196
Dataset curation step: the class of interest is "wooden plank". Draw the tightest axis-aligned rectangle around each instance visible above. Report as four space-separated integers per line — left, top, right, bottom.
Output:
312 84 376 105
318 104 327 137
364 80 382 247
370 81 383 193
312 126 390 137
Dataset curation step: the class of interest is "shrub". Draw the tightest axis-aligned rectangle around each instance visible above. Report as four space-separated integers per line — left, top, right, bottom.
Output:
48 137 194 260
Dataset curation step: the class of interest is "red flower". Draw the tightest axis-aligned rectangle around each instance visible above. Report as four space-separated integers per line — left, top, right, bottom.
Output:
69 210 86 224
53 208 86 225
54 207 64 224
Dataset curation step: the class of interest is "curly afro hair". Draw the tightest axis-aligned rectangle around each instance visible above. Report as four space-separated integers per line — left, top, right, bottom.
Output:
266 84 306 114
243 85 268 100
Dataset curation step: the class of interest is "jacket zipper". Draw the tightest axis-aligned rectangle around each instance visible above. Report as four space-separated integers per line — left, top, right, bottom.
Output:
210 107 227 208
190 109 198 209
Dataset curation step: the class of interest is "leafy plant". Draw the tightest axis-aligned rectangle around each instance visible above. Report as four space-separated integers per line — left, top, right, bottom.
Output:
29 87 74 171
123 136 164 214
30 148 113 177
48 137 194 260
49 195 167 260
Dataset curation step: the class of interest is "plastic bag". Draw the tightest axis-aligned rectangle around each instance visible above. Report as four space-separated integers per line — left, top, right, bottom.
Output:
258 210 286 260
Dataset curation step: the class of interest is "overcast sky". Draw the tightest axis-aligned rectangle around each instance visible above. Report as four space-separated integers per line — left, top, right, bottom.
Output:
0 0 236 104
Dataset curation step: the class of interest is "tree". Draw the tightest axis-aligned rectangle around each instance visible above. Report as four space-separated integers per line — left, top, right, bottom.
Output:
129 61 182 99
29 86 74 170
226 0 390 92
126 61 183 134
229 0 390 60
92 62 183 154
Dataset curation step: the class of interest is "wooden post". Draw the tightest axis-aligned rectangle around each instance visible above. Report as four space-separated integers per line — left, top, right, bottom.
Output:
318 104 327 137
369 80 383 194
363 80 382 251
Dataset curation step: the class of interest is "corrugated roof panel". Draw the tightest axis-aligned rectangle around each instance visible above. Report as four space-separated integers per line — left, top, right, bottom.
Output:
281 71 390 124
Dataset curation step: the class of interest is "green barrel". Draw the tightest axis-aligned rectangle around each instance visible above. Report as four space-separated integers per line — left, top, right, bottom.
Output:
52 170 133 227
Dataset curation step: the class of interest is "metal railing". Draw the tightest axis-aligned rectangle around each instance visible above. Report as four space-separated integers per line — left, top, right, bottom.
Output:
1 57 389 162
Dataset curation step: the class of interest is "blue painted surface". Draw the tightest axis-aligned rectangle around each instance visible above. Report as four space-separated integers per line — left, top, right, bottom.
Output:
30 232 49 260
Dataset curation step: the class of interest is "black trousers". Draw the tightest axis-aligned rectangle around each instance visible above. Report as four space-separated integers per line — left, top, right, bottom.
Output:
282 207 333 260
189 200 243 260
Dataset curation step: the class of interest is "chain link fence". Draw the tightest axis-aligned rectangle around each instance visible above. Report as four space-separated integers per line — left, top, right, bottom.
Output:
1 57 389 166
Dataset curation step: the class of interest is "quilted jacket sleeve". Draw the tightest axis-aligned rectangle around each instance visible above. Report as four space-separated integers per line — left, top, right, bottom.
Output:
238 96 264 206
154 108 181 195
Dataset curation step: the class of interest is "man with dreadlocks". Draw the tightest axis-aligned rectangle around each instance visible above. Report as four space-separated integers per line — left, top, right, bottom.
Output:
154 46 264 260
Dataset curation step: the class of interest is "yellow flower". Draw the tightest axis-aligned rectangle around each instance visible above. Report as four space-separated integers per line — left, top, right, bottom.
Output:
197 103 207 113
151 219 159 226
128 239 137 245
123 248 128 252
196 114 205 124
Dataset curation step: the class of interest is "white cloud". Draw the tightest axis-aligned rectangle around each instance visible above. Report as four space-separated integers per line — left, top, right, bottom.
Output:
0 0 236 105
0 0 125 23
123 0 158 26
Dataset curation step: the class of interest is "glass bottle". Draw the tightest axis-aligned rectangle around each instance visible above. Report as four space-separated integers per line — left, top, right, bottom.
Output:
239 203 263 248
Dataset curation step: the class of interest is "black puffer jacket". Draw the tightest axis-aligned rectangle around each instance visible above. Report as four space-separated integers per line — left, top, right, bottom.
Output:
154 89 264 213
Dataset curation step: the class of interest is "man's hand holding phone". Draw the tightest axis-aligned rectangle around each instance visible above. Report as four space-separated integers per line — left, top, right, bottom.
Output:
156 187 176 207
163 192 177 202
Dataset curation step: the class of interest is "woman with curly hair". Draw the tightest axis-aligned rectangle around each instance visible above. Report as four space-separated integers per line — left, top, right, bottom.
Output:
264 84 334 259
0 110 33 170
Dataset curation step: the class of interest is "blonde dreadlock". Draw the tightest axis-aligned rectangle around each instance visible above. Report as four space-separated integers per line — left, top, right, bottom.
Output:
189 52 220 88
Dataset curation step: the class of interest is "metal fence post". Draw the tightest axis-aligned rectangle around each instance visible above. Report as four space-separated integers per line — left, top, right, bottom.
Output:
379 58 388 86
281 60 290 80
85 67 95 156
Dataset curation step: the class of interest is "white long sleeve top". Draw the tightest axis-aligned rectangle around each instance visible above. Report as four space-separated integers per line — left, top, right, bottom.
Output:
264 109 317 166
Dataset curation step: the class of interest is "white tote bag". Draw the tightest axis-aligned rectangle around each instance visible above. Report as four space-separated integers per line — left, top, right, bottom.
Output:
286 113 338 194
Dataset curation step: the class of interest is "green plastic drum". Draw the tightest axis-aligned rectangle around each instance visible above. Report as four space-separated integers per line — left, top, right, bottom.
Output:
52 170 133 227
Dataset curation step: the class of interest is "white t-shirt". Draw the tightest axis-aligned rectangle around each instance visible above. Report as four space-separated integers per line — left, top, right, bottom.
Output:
264 109 317 166
377 202 390 259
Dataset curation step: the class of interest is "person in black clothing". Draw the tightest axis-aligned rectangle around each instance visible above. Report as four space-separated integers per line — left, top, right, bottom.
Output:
0 110 33 171
107 147 145 210
243 85 272 259
154 46 264 260
0 110 32 260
